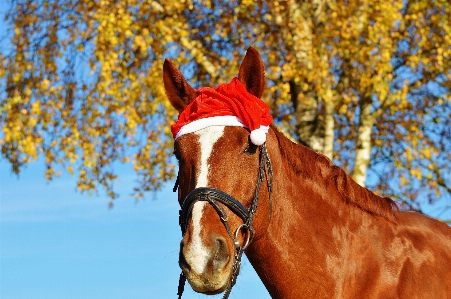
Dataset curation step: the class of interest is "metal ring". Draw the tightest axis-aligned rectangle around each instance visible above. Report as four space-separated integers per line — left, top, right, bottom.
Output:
234 224 255 250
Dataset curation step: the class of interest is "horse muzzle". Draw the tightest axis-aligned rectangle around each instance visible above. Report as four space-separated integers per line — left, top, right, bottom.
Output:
179 232 232 294
178 187 251 294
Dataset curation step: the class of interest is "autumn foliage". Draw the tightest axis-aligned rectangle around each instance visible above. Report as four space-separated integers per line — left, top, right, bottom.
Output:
1 0 450 215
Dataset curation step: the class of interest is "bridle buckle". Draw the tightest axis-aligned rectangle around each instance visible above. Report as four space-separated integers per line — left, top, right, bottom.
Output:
234 224 255 250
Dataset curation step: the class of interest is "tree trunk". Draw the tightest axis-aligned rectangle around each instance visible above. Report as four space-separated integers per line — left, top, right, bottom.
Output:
289 79 325 152
323 101 335 160
352 99 375 187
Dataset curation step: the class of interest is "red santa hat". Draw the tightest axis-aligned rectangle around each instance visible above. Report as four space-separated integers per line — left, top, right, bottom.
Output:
171 77 272 145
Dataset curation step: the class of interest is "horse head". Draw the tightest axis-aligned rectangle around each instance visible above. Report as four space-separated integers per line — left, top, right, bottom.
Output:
163 47 273 295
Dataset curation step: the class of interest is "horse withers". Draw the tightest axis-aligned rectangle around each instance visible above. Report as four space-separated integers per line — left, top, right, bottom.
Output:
163 47 451 299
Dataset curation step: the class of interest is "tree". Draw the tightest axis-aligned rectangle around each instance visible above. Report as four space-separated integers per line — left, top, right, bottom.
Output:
1 0 195 199
1 0 450 217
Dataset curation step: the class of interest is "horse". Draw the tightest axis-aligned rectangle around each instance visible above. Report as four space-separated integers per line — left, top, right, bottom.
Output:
163 47 451 299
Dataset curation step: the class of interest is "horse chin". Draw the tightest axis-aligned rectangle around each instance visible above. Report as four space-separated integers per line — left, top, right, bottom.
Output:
179 234 234 294
183 270 230 295
180 253 232 295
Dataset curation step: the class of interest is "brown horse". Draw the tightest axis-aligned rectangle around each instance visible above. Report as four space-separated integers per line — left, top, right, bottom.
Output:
163 47 451 299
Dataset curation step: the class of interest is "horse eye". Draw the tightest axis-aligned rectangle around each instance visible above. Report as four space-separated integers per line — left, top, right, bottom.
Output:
244 141 258 155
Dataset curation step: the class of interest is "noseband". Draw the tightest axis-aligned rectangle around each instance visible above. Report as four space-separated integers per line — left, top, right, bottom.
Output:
176 143 273 299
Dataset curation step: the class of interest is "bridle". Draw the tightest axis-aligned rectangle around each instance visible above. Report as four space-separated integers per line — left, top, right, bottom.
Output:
175 143 273 299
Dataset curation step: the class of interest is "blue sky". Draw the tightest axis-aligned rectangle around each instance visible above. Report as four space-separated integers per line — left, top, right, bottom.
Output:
0 4 267 297
0 3 269 297
0 159 270 299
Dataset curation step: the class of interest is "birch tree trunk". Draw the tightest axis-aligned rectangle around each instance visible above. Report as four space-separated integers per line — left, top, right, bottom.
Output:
352 99 376 187
323 101 336 160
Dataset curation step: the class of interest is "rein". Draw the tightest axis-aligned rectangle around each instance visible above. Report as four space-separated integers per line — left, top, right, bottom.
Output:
175 143 273 299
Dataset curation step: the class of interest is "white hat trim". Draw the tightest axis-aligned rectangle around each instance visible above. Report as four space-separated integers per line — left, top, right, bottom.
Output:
175 116 245 140
175 115 269 145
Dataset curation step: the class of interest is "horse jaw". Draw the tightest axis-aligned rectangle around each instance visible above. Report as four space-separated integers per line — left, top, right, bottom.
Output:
179 126 233 294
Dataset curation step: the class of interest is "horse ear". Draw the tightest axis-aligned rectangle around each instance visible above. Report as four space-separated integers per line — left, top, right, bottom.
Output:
238 47 265 99
163 59 197 113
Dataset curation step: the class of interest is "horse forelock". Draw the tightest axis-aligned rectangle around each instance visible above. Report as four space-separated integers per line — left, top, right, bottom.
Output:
272 128 399 221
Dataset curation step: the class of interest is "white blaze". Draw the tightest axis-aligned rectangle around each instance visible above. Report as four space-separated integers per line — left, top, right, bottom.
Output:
185 126 225 274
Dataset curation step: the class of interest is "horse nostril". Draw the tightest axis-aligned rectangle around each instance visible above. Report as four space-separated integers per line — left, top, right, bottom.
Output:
213 237 230 271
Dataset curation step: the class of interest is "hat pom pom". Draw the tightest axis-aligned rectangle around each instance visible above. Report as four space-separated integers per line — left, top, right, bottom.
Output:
250 129 266 146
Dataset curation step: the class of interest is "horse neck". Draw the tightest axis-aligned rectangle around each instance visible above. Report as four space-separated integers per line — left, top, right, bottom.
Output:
245 128 396 298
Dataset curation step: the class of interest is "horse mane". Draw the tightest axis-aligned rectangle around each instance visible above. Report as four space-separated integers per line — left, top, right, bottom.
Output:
272 127 399 222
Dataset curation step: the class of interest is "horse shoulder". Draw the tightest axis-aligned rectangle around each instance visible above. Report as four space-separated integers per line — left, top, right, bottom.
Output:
386 211 451 298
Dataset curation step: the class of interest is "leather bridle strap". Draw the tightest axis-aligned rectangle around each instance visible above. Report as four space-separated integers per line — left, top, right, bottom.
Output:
179 187 249 236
